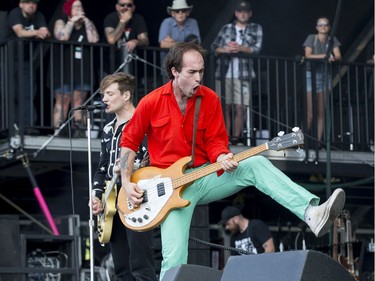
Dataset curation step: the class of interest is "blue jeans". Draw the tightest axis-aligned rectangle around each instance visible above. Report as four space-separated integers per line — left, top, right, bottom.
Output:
159 155 319 279
306 71 331 93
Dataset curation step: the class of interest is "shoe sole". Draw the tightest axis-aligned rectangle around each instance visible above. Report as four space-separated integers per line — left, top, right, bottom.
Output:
315 188 346 237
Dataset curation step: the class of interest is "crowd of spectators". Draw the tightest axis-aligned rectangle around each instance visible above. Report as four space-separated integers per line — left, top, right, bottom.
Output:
4 0 371 144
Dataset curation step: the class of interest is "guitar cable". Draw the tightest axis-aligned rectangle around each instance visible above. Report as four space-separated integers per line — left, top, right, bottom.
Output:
189 236 254 255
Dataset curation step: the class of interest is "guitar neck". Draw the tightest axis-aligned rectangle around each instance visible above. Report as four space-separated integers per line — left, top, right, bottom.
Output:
174 143 268 187
104 173 119 201
346 219 354 267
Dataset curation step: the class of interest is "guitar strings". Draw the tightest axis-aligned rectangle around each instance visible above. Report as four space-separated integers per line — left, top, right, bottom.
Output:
131 132 301 199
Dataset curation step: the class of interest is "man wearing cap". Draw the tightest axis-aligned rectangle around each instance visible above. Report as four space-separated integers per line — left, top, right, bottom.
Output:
159 0 201 48
6 0 50 133
6 0 50 40
211 0 262 145
220 206 275 255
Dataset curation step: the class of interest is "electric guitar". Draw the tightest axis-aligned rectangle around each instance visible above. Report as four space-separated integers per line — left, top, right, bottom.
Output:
117 129 304 232
97 173 119 243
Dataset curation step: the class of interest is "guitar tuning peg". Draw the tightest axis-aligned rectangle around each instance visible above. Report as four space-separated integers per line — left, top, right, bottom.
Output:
292 127 300 132
296 147 305 157
278 131 285 137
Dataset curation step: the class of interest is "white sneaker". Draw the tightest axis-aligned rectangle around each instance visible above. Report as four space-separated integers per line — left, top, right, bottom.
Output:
305 188 346 237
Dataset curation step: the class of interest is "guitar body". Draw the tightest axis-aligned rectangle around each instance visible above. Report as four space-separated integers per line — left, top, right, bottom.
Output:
97 180 118 243
117 156 192 231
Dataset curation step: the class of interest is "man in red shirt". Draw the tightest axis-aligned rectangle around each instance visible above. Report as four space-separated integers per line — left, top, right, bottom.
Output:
119 42 345 280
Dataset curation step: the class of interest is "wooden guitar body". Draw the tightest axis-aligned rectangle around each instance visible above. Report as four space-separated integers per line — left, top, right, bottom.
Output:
117 156 192 231
97 175 118 243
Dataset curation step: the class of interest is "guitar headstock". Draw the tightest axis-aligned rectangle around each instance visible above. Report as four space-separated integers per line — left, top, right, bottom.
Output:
267 129 304 151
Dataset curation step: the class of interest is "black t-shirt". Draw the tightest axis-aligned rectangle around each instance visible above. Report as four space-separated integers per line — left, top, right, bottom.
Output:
52 16 92 88
6 7 47 40
6 7 47 60
103 12 148 49
231 219 272 255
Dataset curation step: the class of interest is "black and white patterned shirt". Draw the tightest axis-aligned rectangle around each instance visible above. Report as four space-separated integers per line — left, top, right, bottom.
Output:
92 117 148 199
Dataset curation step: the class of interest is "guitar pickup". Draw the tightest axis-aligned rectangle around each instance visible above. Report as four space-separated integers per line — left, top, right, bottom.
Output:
142 190 148 203
157 182 165 197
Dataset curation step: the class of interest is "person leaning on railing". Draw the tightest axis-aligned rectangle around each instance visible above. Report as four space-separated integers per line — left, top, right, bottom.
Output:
103 0 149 73
303 17 341 144
5 0 50 135
211 0 263 146
52 0 99 137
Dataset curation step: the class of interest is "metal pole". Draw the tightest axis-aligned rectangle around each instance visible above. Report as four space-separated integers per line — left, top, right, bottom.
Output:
86 110 95 281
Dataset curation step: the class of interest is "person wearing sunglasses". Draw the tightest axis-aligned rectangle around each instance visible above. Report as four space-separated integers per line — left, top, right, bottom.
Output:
158 0 201 83
104 0 149 54
159 0 200 49
303 17 342 144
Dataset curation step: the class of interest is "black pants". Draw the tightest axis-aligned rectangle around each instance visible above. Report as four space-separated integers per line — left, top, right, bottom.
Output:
110 213 157 281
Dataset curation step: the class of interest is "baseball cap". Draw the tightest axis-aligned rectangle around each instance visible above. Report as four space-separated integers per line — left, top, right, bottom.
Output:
219 206 242 225
235 1 251 12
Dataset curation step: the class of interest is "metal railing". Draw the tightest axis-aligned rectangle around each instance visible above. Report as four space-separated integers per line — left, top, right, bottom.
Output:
0 39 373 153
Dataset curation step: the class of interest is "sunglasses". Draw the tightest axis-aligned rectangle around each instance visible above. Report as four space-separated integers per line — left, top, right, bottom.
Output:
317 23 329 27
173 9 188 14
117 3 133 8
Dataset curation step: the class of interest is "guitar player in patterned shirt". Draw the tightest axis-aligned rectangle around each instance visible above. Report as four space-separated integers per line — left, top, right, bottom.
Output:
91 72 156 281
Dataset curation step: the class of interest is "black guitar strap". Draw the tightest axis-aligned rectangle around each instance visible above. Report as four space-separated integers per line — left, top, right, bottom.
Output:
189 96 201 167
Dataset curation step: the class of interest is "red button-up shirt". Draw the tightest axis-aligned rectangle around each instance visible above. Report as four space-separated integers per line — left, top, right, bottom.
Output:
120 81 230 168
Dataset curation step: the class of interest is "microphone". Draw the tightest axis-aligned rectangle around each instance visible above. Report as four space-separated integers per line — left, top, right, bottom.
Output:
74 103 106 111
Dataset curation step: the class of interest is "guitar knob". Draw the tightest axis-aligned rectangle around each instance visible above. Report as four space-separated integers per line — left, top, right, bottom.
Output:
131 217 136 223
143 215 149 220
137 218 143 223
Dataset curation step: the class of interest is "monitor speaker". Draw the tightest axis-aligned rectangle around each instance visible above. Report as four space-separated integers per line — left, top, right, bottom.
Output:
221 250 355 281
0 215 22 281
161 264 222 281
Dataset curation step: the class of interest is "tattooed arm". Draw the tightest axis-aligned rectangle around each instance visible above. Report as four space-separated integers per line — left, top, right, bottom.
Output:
83 17 99 43
120 147 144 207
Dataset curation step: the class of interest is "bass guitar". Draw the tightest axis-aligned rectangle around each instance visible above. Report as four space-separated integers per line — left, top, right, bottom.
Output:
117 129 304 232
97 173 119 243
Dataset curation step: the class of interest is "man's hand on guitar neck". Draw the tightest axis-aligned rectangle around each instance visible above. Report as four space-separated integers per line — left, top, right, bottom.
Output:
92 197 103 215
217 153 238 173
123 181 144 208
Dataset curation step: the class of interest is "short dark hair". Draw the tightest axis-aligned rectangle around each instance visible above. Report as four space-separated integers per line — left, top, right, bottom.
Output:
100 72 135 101
163 41 207 80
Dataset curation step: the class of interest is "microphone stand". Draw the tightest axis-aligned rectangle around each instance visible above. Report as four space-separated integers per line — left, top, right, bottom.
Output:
33 54 134 158
323 0 343 246
85 108 95 281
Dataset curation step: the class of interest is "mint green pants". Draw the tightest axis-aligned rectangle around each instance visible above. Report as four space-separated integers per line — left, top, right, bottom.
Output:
159 155 319 280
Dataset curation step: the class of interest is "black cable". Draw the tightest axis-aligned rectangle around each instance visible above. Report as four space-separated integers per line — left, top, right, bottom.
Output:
189 236 253 255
